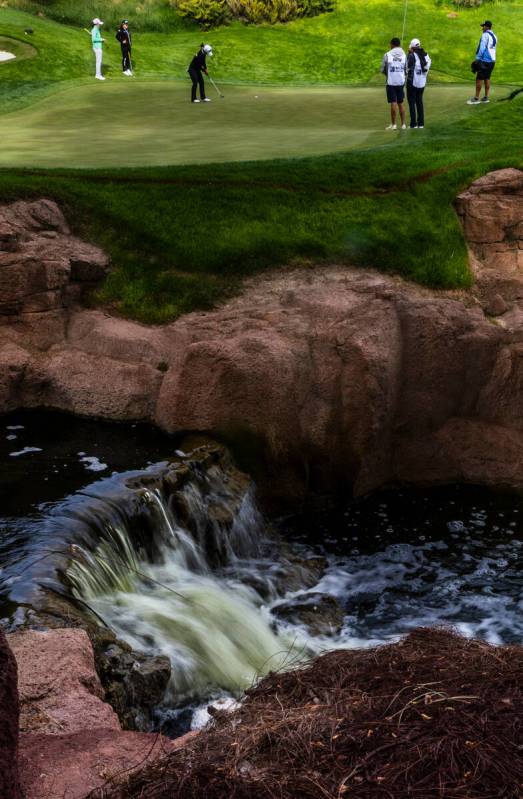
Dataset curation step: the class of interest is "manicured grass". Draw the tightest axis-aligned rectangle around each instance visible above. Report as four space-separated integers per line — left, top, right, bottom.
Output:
1 93 521 322
0 83 490 168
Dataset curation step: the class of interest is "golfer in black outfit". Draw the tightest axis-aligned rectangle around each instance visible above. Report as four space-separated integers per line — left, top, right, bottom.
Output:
188 44 213 103
116 20 132 76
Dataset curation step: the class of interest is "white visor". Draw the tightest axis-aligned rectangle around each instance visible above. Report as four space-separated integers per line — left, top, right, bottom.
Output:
92 18 104 25
409 38 421 47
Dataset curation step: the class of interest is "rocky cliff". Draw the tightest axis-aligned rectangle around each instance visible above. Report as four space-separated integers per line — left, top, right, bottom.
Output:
1 169 522 500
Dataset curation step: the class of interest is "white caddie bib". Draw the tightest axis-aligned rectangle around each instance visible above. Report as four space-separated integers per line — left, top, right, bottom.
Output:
387 51 406 86
413 52 431 89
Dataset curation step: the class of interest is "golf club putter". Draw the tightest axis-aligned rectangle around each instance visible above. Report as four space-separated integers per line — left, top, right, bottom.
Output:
209 76 224 98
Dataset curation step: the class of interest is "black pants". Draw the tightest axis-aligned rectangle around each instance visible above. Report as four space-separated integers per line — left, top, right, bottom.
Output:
407 84 425 127
121 46 131 72
188 67 205 101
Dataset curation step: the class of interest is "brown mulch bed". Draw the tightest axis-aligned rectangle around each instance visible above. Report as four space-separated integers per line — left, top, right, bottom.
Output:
94 628 523 799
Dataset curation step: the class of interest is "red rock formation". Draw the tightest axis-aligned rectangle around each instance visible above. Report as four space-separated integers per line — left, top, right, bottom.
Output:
0 627 22 799
9 628 195 799
0 170 522 499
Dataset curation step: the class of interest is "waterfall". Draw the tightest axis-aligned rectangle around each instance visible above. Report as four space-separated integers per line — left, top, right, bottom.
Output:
65 458 298 702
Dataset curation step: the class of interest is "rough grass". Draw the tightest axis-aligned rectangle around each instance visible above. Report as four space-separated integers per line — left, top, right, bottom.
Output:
92 628 523 799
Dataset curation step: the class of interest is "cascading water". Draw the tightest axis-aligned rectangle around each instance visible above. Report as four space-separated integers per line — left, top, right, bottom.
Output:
66 466 301 703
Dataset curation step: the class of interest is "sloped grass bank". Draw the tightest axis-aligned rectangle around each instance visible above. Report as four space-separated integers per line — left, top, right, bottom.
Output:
94 628 523 799
0 93 521 323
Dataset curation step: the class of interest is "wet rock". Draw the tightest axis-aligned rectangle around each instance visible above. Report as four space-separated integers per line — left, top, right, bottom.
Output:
275 555 327 594
272 593 345 636
0 626 22 799
96 641 171 731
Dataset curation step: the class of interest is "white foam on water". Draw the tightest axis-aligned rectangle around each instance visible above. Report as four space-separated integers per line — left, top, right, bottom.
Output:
9 447 42 457
79 455 108 472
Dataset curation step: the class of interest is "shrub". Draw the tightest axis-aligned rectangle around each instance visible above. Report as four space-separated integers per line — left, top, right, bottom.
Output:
173 0 334 27
173 0 230 27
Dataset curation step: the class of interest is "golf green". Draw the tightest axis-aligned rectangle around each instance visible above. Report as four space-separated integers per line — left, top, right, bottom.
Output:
0 82 495 168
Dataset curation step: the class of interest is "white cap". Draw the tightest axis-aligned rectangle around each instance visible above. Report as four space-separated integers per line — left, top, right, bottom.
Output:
409 38 421 47
92 18 104 25
203 44 213 55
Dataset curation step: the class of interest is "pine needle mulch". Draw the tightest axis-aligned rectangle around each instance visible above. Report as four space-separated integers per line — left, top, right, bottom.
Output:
94 628 523 799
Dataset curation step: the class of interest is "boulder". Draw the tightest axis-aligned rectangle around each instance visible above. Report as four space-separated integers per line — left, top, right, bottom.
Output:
8 628 121 734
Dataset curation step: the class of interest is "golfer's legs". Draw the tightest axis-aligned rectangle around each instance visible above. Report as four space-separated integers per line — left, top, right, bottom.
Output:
94 47 103 78
484 78 491 98
198 73 206 100
398 102 406 126
189 68 198 101
122 49 130 71
416 88 425 127
390 102 397 124
407 84 417 127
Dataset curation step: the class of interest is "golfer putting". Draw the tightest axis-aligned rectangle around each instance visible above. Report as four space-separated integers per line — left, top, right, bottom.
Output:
381 38 407 130
91 18 105 81
188 44 213 103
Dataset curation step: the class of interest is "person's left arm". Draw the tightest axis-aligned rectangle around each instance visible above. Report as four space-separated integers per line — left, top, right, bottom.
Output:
476 32 489 60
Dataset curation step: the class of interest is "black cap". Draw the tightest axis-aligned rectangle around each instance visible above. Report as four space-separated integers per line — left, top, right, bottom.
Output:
121 19 129 24
480 20 492 27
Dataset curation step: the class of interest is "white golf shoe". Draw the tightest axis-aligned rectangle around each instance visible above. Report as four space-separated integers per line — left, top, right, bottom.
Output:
124 69 133 76
401 124 407 129
386 124 397 130
95 76 105 81
192 99 201 103
203 98 211 102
